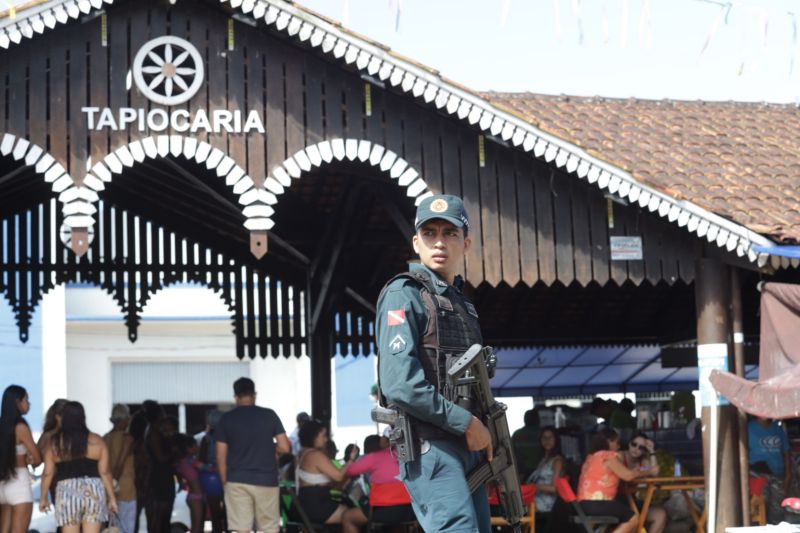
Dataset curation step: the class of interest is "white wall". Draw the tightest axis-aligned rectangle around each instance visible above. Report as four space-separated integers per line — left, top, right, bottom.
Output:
41 285 68 410
64 285 315 435
250 353 312 434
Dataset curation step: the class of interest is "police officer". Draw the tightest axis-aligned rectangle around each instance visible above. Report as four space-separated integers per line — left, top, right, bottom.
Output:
376 194 493 533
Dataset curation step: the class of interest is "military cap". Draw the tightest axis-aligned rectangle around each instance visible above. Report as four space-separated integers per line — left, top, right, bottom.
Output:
414 194 469 232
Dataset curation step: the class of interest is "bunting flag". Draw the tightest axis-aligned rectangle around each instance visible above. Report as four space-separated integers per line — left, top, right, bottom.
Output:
394 0 403 33
500 0 511 29
620 0 629 48
699 3 731 57
639 0 653 49
553 0 562 41
7 0 15 19
572 0 583 45
789 12 798 76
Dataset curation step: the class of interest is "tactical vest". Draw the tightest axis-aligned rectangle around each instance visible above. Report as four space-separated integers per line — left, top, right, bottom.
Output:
379 270 483 438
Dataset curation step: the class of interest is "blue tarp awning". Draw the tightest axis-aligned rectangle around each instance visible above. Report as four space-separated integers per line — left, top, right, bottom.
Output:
752 245 800 259
491 345 759 397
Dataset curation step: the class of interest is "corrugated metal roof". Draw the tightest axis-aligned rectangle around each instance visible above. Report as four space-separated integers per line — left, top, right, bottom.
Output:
491 344 758 397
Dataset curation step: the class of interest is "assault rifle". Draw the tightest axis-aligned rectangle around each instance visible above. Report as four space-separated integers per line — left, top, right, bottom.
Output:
448 344 525 533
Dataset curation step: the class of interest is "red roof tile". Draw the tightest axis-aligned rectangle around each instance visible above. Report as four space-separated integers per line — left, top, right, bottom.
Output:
484 92 800 243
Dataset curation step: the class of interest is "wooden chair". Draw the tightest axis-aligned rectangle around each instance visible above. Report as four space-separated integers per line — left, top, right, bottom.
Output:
490 500 536 533
749 476 767 526
554 477 619 533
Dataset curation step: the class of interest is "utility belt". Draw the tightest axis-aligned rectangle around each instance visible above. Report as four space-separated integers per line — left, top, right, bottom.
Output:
371 400 473 463
415 420 464 442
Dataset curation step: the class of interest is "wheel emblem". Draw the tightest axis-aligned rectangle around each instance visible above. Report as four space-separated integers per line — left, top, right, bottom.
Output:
132 36 205 106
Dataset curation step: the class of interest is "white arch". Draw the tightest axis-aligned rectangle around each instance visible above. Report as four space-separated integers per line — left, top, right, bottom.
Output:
0 132 82 197
62 134 263 229
0 133 95 250
257 138 432 231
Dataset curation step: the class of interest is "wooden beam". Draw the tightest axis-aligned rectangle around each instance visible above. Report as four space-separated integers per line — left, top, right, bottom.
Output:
344 287 376 314
310 186 363 333
379 187 415 241
132 163 241 229
309 179 353 280
158 157 244 221
267 229 375 315
0 164 32 189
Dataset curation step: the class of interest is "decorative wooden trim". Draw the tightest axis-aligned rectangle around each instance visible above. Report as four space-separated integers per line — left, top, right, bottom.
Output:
0 0 112 48
0 132 94 254
59 134 257 238
221 0 776 265
0 0 779 265
259 138 432 231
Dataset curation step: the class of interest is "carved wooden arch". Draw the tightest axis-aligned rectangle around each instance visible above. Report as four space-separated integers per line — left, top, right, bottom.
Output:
0 133 75 188
59 134 262 255
0 133 95 256
261 138 433 233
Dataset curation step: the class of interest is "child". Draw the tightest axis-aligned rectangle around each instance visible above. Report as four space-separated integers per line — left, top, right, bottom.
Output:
173 434 204 533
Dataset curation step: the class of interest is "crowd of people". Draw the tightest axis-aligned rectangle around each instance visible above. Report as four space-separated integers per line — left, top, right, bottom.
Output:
0 379 419 533
2 379 796 533
0 384 228 533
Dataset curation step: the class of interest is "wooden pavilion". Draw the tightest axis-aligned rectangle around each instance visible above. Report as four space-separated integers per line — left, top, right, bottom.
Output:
2 0 800 529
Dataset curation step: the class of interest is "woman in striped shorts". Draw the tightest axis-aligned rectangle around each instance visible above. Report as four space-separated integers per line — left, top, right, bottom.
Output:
39 401 118 533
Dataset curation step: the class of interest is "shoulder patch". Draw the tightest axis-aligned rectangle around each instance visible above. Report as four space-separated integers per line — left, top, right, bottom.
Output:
465 302 479 318
389 334 407 354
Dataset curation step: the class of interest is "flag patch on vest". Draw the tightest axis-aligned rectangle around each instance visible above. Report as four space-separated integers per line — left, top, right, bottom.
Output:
387 309 405 326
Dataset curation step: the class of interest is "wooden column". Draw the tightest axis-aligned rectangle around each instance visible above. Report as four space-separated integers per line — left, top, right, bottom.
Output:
696 258 742 532
730 267 751 526
310 307 333 423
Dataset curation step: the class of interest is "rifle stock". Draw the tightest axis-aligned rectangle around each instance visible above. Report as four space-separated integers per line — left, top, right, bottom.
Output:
448 344 526 531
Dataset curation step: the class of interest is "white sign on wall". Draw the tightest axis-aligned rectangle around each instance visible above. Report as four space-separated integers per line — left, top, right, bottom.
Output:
82 35 264 134
610 236 643 261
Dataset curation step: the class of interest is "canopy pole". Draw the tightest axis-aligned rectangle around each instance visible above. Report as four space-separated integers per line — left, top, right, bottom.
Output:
730 267 751 526
696 258 742 532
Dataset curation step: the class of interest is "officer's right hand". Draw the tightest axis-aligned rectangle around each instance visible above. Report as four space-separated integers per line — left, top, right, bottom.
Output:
465 416 493 461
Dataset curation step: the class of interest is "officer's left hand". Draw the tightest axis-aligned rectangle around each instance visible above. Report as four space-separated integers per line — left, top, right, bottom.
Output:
465 416 493 461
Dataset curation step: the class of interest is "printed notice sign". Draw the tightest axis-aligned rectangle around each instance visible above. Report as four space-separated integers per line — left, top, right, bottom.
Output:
698 343 729 407
610 236 643 261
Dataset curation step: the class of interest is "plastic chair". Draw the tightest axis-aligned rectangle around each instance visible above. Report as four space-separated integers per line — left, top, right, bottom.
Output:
366 505 418 532
365 483 417 532
749 476 767 526
554 477 620 533
279 485 332 533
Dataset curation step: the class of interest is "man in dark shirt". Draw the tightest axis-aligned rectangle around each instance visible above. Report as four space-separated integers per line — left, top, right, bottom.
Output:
216 377 290 533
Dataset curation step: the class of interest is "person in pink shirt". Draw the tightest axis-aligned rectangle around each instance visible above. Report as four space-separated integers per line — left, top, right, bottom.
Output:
341 435 415 533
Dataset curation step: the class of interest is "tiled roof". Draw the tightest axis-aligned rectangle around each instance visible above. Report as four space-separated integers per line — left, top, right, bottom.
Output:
483 92 800 244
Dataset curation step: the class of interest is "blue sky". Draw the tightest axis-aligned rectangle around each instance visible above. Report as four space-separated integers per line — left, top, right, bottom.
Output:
297 0 800 103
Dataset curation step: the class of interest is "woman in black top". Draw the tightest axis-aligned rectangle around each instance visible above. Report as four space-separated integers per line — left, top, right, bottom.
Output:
39 401 118 533
144 415 177 533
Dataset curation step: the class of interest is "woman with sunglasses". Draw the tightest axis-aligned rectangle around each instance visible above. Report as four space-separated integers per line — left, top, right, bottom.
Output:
620 433 666 533
577 428 646 533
